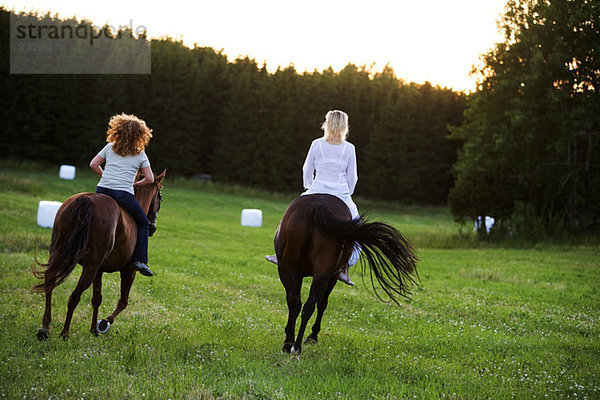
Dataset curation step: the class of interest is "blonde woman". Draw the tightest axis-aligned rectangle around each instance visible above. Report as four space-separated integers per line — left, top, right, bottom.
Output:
266 110 360 285
89 113 155 277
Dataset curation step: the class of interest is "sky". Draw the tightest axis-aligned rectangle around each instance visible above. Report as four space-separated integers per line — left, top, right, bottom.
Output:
3 0 508 92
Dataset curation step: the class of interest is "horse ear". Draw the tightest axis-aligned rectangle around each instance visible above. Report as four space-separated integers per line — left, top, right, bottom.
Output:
156 169 166 183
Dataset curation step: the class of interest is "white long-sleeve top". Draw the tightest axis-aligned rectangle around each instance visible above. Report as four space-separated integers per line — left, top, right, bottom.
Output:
301 138 359 218
302 137 361 264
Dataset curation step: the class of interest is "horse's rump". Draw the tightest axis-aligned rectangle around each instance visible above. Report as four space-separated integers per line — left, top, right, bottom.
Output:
277 193 419 304
33 193 123 292
276 195 351 276
33 194 94 292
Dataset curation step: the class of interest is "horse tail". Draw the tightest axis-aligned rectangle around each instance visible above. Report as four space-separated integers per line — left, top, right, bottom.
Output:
32 196 93 293
310 205 419 305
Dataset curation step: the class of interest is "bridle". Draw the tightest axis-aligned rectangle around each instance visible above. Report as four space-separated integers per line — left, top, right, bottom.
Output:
147 187 162 237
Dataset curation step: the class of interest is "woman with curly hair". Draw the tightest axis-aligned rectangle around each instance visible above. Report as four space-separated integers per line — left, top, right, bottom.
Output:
266 110 360 286
89 113 155 277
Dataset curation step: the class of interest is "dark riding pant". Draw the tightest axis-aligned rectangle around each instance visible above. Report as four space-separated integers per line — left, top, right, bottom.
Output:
96 186 149 264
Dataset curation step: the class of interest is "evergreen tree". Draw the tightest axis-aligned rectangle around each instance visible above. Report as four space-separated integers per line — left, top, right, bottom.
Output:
449 0 600 236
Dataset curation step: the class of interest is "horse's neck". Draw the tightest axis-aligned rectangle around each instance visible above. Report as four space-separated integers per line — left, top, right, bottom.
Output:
134 186 153 213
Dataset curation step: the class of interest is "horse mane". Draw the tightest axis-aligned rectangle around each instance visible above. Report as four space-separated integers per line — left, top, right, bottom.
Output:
133 176 162 206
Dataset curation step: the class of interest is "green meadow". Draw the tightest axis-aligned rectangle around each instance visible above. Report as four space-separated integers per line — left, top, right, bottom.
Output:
0 164 598 399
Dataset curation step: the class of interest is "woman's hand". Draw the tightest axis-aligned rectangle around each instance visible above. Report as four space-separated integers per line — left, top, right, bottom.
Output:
134 166 154 187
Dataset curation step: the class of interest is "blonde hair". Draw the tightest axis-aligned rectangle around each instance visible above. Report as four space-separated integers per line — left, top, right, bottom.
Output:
106 113 153 156
321 110 349 144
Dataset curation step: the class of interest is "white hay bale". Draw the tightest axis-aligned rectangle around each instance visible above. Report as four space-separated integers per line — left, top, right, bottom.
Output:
59 165 76 180
241 209 262 227
37 201 62 228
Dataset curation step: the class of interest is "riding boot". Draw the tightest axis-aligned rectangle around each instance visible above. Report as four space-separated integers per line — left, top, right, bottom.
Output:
133 261 153 277
337 267 355 286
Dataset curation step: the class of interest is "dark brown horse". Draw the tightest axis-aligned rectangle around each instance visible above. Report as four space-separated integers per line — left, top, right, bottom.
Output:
274 194 418 354
33 170 165 340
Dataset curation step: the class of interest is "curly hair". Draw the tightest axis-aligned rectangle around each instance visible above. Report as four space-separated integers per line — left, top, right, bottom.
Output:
106 113 153 156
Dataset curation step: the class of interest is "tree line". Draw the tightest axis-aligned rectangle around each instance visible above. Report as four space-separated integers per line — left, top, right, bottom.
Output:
0 7 465 205
4 2 596 238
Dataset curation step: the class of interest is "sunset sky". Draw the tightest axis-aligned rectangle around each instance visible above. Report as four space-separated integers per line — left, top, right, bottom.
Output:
3 0 508 92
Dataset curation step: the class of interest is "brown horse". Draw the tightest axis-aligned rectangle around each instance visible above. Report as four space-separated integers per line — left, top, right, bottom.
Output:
33 170 165 340
274 194 419 354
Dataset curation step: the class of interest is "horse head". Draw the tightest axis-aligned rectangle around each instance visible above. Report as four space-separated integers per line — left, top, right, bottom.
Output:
147 170 166 237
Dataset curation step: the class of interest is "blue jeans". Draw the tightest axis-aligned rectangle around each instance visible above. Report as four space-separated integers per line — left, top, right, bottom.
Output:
96 186 149 264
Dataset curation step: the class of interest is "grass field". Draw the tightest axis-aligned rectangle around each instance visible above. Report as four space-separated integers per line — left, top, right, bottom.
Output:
0 164 599 399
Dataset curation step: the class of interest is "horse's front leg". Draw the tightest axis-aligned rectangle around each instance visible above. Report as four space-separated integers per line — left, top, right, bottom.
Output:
101 267 136 331
90 272 103 335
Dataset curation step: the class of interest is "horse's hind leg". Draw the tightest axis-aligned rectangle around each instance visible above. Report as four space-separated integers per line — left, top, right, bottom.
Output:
59 268 96 339
37 275 54 340
103 268 136 327
292 275 330 355
279 268 301 353
306 276 337 344
90 272 103 335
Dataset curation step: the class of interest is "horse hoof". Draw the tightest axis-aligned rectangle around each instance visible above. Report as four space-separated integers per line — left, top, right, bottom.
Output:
36 328 49 341
290 346 301 355
97 319 110 334
304 336 317 344
282 343 293 353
